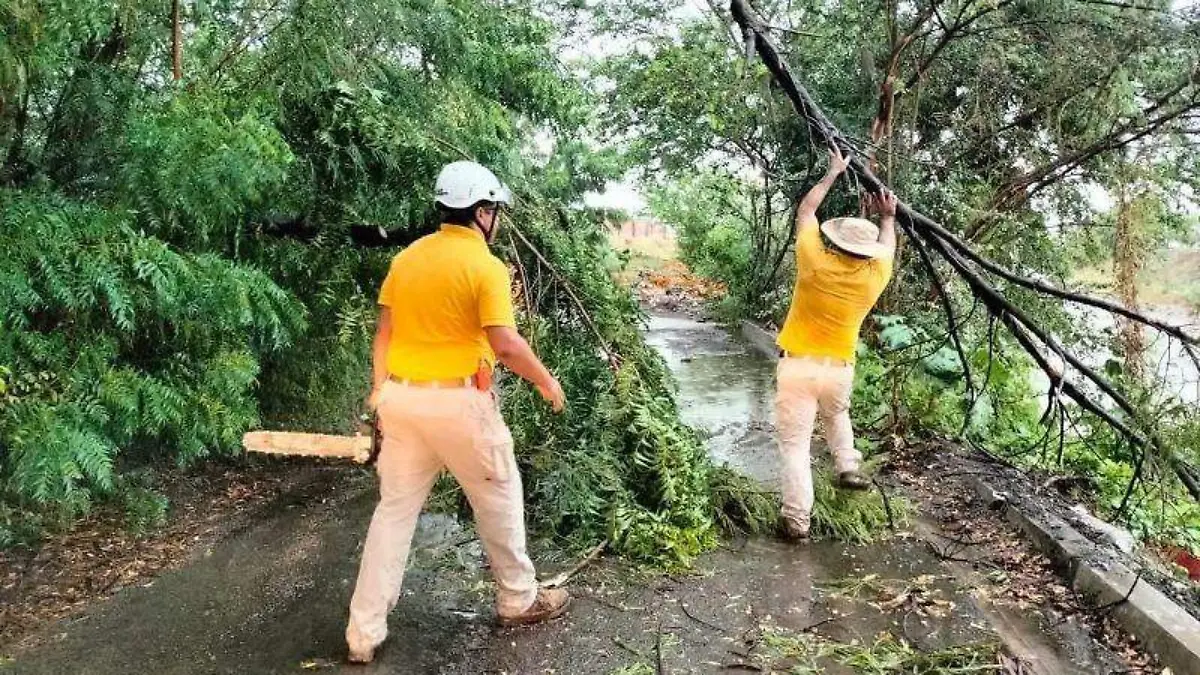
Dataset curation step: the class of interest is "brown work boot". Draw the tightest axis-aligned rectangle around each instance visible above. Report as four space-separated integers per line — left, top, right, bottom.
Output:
780 515 810 542
836 470 871 491
346 645 375 665
498 587 571 627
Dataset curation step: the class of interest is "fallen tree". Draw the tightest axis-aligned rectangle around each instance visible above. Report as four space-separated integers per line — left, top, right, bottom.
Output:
729 0 1200 504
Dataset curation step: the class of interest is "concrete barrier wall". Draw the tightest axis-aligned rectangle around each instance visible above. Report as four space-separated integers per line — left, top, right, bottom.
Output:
967 476 1200 675
740 320 779 362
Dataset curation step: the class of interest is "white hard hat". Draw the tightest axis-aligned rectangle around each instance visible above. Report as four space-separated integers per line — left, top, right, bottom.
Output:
434 161 512 209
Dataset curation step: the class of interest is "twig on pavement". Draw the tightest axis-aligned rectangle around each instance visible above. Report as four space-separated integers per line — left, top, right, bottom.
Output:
542 539 608 588
680 602 727 632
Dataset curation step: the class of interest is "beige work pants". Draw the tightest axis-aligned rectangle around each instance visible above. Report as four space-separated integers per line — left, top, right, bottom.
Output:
775 356 861 530
345 381 537 655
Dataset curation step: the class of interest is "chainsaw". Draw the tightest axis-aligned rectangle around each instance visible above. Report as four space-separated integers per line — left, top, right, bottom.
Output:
242 413 383 465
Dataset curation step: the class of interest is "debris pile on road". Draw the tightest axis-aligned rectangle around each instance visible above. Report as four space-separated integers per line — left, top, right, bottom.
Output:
634 260 725 314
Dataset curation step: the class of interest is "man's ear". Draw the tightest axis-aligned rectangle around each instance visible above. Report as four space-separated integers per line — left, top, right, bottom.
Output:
475 203 498 223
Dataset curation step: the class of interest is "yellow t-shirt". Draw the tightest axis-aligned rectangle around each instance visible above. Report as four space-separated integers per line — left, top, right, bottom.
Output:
777 219 893 363
377 224 516 380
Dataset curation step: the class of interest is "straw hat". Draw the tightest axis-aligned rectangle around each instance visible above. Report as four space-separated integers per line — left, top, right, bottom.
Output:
819 217 890 259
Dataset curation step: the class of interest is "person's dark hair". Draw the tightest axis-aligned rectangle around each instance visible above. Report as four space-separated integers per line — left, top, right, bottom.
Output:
438 201 494 225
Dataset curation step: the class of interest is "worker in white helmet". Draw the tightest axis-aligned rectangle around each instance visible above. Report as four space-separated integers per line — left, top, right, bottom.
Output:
345 161 570 664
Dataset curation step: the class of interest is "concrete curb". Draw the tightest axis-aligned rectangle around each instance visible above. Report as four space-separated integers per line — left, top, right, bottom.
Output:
739 320 779 361
967 475 1200 674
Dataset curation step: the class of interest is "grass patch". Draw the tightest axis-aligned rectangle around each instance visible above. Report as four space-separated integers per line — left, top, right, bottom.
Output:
710 464 909 543
608 230 679 287
761 627 1005 674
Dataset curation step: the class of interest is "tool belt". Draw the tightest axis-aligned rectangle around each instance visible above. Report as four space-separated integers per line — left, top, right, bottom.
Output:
779 351 852 368
388 374 474 389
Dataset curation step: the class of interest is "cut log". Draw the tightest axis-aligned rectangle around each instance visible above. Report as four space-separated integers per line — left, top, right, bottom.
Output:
242 430 372 463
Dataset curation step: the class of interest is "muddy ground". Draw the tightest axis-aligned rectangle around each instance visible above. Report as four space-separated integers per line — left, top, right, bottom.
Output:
0 314 1159 674
0 459 368 651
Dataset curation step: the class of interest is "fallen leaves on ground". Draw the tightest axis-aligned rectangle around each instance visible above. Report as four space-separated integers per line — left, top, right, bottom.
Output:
894 442 1159 673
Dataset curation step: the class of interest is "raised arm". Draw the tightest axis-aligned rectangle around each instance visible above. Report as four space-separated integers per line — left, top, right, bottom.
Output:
795 145 851 232
874 190 897 254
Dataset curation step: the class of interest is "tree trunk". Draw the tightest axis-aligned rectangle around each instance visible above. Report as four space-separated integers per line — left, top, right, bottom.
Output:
172 0 183 81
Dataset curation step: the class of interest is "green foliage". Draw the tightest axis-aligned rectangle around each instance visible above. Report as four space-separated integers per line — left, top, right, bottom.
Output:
0 0 639 549
0 0 785 567
116 471 170 535
812 467 908 544
1 189 301 514
710 464 908 544
604 0 1200 558
0 500 44 549
811 475 902 542
648 172 793 322
709 465 781 536
1063 192 1189 271
4 0 1194 572
1039 402 1200 554
493 206 774 568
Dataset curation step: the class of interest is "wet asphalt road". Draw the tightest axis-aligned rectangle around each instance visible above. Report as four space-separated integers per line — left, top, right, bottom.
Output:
4 313 1125 674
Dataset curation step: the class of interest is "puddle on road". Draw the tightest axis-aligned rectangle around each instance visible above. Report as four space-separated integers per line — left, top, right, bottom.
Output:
644 312 779 485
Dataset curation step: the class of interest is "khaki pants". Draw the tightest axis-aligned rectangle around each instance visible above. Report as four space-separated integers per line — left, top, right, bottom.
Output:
775 357 861 529
345 381 537 654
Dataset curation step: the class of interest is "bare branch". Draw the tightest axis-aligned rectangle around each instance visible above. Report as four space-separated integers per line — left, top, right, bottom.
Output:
908 230 976 407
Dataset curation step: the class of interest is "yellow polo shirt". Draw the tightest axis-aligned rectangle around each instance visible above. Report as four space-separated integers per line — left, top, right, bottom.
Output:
777 218 893 363
377 224 516 380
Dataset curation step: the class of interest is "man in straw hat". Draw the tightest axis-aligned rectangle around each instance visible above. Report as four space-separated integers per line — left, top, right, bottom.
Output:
775 145 896 541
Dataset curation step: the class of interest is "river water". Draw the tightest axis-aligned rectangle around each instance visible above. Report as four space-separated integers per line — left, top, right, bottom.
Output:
1064 303 1200 405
